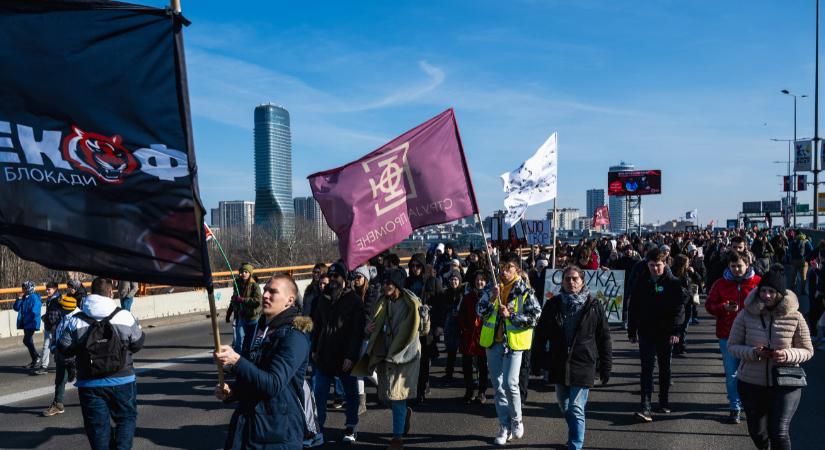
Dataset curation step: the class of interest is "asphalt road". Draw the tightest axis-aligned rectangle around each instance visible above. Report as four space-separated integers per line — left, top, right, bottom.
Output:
0 310 820 450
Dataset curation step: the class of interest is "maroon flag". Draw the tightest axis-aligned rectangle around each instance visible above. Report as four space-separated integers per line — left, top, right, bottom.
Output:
308 109 478 269
592 205 610 230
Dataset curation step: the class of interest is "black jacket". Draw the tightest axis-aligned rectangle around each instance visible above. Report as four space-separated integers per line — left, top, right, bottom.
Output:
310 288 365 376
533 295 612 387
627 273 687 338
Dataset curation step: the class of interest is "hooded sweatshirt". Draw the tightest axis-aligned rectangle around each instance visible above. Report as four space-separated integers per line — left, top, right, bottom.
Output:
58 294 145 387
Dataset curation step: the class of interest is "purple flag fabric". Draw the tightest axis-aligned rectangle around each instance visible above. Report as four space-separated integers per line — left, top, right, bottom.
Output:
308 108 478 269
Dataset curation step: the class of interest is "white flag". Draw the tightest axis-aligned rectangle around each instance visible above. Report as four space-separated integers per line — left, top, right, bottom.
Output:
500 132 558 227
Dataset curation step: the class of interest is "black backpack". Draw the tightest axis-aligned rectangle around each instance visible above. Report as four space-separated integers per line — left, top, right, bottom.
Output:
75 308 125 378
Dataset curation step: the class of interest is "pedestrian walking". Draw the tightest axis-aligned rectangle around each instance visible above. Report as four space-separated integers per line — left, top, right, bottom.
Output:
404 253 441 403
13 280 42 369
310 261 365 445
705 251 761 423
230 262 262 354
438 269 464 384
627 247 687 422
728 264 813 450
533 265 612 450
42 291 81 417
457 270 490 404
117 280 139 311
214 274 312 450
58 278 145 450
477 251 541 445
34 282 62 375
359 268 431 450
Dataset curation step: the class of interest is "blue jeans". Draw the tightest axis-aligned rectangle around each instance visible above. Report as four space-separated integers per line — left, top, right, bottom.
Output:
40 329 52 368
120 297 134 311
719 338 742 411
556 385 590 450
233 318 257 353
486 343 523 427
391 400 408 437
313 368 359 431
78 382 137 450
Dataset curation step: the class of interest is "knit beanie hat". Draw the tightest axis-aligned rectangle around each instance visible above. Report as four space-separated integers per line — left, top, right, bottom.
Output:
353 265 372 282
386 268 407 290
239 262 254 274
22 281 35 295
448 269 462 281
59 295 77 311
327 261 349 279
758 264 787 296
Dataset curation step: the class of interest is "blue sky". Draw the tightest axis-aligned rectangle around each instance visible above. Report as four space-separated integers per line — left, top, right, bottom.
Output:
145 0 819 226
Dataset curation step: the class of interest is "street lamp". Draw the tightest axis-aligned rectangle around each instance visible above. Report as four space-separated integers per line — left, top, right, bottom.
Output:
781 90 808 226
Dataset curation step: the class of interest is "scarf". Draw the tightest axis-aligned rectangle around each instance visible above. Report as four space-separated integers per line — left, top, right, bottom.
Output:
560 287 590 316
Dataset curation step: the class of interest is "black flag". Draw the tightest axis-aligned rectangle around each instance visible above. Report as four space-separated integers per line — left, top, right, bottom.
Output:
0 1 209 286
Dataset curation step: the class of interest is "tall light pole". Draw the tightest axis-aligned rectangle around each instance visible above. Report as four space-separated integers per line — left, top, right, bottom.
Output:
781 90 808 226
772 138 795 224
814 0 821 228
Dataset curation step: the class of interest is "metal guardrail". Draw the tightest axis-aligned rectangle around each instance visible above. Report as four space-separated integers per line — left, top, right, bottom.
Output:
0 254 442 305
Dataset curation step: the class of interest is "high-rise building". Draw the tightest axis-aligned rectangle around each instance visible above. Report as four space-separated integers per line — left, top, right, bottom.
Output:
254 103 293 239
217 200 255 246
608 161 635 232
210 208 220 228
547 207 580 230
294 196 336 242
586 189 606 218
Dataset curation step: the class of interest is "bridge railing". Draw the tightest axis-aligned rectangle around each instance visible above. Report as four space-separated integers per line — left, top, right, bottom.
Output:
0 255 431 308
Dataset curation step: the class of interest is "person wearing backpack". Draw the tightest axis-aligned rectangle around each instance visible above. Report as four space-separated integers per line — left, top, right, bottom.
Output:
58 277 145 450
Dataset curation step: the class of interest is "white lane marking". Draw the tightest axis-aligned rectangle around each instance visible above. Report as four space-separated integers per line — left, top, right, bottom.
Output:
0 351 213 406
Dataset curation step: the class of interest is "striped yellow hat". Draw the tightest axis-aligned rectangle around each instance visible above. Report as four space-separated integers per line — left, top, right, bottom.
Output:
59 295 77 311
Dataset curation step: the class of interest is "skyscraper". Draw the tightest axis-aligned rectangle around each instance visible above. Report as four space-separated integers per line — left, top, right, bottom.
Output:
254 103 293 239
608 161 635 233
217 200 255 246
294 196 336 242
586 189 605 218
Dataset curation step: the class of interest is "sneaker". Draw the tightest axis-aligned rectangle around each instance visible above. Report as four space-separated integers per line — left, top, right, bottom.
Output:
493 425 511 446
461 392 473 404
25 359 40 369
302 433 324 448
473 393 487 404
511 420 524 439
42 402 64 417
342 427 357 445
32 367 48 375
635 408 653 422
655 405 671 414
332 398 344 409
403 407 412 436
727 410 742 424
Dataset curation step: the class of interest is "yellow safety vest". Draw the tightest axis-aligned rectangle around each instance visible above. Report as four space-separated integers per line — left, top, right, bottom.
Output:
479 288 533 350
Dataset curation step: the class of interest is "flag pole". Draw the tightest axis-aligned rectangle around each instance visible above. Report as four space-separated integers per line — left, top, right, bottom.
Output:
551 198 558 269
475 212 499 287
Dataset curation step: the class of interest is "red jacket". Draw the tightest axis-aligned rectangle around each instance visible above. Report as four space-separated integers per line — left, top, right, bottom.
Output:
457 289 485 356
705 272 761 339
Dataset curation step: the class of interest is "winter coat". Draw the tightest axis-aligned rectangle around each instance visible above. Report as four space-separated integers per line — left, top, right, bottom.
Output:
225 309 312 450
627 273 687 338
43 293 64 333
310 289 365 377
705 269 761 339
233 277 263 322
788 237 814 261
457 288 485 356
362 289 430 401
13 293 41 330
727 289 813 387
533 293 612 388
58 294 144 386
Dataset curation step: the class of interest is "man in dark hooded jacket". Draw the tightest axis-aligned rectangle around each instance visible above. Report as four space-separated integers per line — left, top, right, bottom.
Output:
404 253 442 402
310 262 365 444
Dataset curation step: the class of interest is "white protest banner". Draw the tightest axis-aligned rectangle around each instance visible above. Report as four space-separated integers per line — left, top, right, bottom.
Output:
543 268 625 323
523 219 551 245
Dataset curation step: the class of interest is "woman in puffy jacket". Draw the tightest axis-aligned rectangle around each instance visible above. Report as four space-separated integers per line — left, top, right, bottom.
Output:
728 265 813 450
705 251 760 424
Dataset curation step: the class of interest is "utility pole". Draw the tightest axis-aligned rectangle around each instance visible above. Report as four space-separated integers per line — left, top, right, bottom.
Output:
814 0 821 228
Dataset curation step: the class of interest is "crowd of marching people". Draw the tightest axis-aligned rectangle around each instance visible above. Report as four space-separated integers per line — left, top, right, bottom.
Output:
8 227 820 449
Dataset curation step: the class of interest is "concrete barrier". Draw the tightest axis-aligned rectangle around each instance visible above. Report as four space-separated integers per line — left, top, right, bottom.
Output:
0 278 312 339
